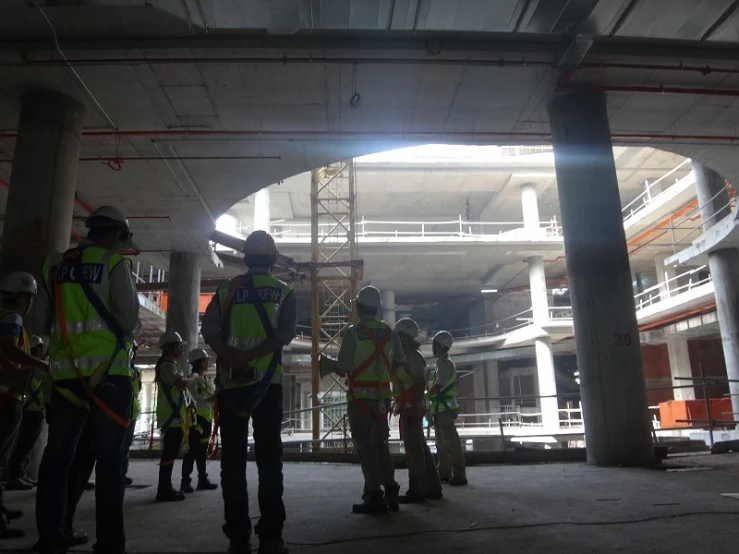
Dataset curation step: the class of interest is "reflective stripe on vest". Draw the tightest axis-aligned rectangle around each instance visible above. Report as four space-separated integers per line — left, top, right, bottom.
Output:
348 320 393 401
43 247 132 381
156 358 189 429
195 377 215 421
430 356 459 416
216 273 292 391
393 350 427 411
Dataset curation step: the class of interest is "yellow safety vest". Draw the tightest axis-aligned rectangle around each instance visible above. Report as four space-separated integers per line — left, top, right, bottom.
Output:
43 246 132 381
430 355 459 417
195 376 215 422
156 357 191 430
0 310 29 401
216 273 292 391
24 374 51 412
393 349 427 412
347 319 394 402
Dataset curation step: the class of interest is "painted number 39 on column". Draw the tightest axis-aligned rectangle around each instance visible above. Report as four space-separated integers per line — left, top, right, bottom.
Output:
614 333 633 346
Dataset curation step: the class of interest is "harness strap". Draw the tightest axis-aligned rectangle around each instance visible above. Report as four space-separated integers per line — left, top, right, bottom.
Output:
431 381 456 414
207 396 220 460
155 359 186 432
23 382 44 410
52 248 130 428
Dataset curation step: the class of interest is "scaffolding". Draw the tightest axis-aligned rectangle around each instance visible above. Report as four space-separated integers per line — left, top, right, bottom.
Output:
310 159 362 450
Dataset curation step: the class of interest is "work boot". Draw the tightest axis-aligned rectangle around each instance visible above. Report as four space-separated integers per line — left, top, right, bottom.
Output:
156 489 186 502
398 490 426 504
426 490 444 500
84 481 95 491
23 476 38 486
385 485 400 512
1 506 22 520
180 481 195 494
448 477 468 487
352 490 388 515
4 478 33 491
66 528 90 546
125 477 133 486
197 478 218 491
0 524 24 539
228 536 252 554
258 537 289 554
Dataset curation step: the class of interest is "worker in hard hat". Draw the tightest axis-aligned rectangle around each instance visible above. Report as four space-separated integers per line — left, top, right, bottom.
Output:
122 341 142 486
155 331 199 502
35 205 141 554
337 285 406 514
202 230 297 554
429 331 467 486
0 272 49 540
181 348 218 493
393 318 443 503
6 335 51 491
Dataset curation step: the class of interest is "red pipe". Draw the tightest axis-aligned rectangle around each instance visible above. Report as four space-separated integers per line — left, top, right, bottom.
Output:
579 61 739 76
74 194 94 215
568 82 739 98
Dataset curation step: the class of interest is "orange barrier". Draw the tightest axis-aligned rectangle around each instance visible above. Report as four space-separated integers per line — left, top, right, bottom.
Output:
160 292 214 313
659 398 734 428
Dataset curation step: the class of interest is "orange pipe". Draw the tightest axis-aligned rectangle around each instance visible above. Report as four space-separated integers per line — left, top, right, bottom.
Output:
638 303 716 331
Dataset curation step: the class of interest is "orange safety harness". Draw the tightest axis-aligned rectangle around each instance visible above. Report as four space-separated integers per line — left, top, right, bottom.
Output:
52 249 130 428
348 323 392 422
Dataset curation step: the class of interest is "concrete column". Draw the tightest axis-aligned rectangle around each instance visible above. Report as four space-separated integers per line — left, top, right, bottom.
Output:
0 89 84 282
654 256 677 301
667 340 695 400
167 252 202 352
548 91 654 466
693 162 739 417
528 255 559 431
254 187 271 232
693 161 730 230
521 182 540 232
473 362 500 423
382 289 396 326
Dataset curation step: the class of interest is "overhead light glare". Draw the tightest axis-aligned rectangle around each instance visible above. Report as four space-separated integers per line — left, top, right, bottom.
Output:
481 289 498 294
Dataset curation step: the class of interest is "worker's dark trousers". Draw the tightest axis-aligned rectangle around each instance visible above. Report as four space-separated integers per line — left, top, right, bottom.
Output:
36 376 131 554
121 417 137 478
7 409 45 482
182 419 212 485
158 426 184 493
64 412 97 535
0 398 22 528
219 384 285 541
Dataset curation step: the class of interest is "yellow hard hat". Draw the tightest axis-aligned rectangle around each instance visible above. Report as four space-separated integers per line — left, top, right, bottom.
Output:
242 230 278 256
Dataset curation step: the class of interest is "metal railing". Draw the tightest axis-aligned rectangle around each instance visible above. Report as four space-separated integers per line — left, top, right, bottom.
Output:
621 159 692 220
634 265 711 310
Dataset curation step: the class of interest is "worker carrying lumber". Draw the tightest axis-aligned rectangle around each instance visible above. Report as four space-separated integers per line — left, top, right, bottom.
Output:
429 331 467 486
6 335 51 492
0 272 50 540
392 318 443 503
155 331 198 502
180 348 218 493
35 206 141 554
337 285 406 515
202 229 296 554
122 341 142 486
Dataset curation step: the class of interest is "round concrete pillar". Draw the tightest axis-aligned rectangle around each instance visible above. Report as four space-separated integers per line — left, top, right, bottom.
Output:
167 252 202 352
382 289 396 326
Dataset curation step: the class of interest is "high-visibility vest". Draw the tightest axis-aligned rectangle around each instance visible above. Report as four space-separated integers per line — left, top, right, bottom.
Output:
347 319 394 402
43 246 132 381
216 273 292 391
0 310 29 402
132 364 142 419
156 357 190 430
24 374 50 412
194 376 215 422
393 349 427 411
430 355 459 416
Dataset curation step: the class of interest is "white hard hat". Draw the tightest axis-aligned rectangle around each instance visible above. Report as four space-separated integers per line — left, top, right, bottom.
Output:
0 271 38 295
159 331 184 349
86 205 133 246
187 348 209 364
357 286 382 311
29 335 46 349
433 331 454 350
395 318 419 338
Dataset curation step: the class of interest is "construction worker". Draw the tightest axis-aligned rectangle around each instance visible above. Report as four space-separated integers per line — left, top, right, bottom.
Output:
337 285 405 514
429 331 467 486
6 335 51 491
0 272 49 539
181 348 218 493
155 331 198 502
202 230 296 554
392 318 443 503
35 205 141 554
122 341 142 486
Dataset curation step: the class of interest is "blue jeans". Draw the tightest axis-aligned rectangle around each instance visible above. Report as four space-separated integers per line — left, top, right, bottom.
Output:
36 376 132 554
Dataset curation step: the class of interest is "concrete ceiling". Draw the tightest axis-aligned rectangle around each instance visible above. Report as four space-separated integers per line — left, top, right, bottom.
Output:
0 0 739 286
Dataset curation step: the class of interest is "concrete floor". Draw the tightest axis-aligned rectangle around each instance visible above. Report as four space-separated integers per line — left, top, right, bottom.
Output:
4 454 739 553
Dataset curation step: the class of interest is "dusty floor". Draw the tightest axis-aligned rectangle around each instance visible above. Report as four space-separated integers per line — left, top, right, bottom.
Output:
3 454 739 553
